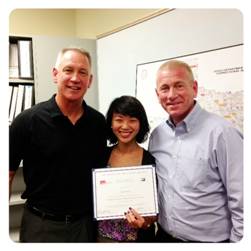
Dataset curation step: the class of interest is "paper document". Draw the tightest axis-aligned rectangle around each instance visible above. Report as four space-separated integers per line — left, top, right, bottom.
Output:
92 165 158 220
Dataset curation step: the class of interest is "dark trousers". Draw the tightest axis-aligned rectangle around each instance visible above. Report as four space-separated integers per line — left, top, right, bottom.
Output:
156 224 185 243
19 204 97 242
156 224 230 243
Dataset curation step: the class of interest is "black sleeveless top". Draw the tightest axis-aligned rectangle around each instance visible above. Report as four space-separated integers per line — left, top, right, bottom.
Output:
105 146 155 166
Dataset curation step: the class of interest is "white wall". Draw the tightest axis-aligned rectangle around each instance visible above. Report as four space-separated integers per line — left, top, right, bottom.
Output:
97 9 243 115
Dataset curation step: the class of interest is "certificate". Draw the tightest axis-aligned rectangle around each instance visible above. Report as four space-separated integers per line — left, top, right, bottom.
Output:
92 165 158 220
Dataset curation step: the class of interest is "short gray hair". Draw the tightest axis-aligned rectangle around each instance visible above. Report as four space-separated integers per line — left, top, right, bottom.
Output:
55 47 92 69
157 59 194 81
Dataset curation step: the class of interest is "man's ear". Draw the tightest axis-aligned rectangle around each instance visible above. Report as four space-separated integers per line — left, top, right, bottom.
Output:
52 67 58 83
193 80 198 98
88 74 93 88
155 88 160 103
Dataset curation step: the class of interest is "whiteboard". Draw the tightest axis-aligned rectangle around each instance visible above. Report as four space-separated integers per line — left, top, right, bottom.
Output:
136 44 243 133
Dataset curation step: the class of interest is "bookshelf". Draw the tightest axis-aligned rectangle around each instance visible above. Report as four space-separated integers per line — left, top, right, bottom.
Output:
9 167 26 242
9 36 35 125
9 35 35 242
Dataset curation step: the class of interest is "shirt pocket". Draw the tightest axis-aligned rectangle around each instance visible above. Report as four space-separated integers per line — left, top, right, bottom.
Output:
176 156 209 190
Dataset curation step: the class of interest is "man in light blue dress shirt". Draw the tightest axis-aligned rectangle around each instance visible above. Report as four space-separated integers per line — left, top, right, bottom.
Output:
148 59 243 242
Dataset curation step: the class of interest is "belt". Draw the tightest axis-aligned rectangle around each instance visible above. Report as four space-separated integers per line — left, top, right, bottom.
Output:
26 204 84 223
157 224 229 243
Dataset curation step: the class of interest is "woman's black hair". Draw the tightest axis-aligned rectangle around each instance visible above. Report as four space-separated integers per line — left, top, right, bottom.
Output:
106 95 150 145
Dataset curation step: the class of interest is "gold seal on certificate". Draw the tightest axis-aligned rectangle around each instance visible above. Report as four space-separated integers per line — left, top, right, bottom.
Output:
92 165 158 220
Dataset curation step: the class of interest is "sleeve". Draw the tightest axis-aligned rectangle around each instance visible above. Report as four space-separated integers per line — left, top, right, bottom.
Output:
9 112 29 171
96 114 108 168
216 126 243 242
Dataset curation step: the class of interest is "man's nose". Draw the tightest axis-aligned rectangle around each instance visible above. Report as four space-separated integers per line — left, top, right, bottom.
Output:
71 72 80 81
168 87 177 99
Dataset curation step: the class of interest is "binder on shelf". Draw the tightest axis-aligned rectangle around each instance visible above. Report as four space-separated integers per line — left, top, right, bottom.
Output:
9 43 19 78
14 85 25 118
18 40 33 79
24 85 33 110
9 86 18 123
9 85 13 115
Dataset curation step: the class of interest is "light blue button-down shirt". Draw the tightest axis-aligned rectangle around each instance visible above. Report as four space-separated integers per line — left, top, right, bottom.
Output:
149 102 243 242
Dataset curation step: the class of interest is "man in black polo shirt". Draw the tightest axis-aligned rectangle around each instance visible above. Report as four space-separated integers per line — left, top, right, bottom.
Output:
9 47 107 242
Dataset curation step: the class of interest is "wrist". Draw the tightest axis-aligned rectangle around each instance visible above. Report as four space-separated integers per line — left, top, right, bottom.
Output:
142 221 151 229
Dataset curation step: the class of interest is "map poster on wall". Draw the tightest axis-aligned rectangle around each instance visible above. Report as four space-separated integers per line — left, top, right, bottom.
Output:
136 44 243 134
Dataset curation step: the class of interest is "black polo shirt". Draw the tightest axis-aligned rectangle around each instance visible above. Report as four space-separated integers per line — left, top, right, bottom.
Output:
9 95 107 215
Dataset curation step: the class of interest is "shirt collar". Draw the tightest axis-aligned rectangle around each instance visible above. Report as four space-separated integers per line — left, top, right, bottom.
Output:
183 101 202 132
48 94 88 119
48 95 63 118
166 101 202 133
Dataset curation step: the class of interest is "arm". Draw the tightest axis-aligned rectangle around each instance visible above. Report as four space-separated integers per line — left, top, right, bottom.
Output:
9 170 16 199
216 127 243 242
9 112 28 199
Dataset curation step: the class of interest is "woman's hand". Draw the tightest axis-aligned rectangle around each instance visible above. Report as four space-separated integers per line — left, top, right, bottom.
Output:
125 207 157 229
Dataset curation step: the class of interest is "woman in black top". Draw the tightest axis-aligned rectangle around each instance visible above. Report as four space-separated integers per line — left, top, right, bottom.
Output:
97 95 156 243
